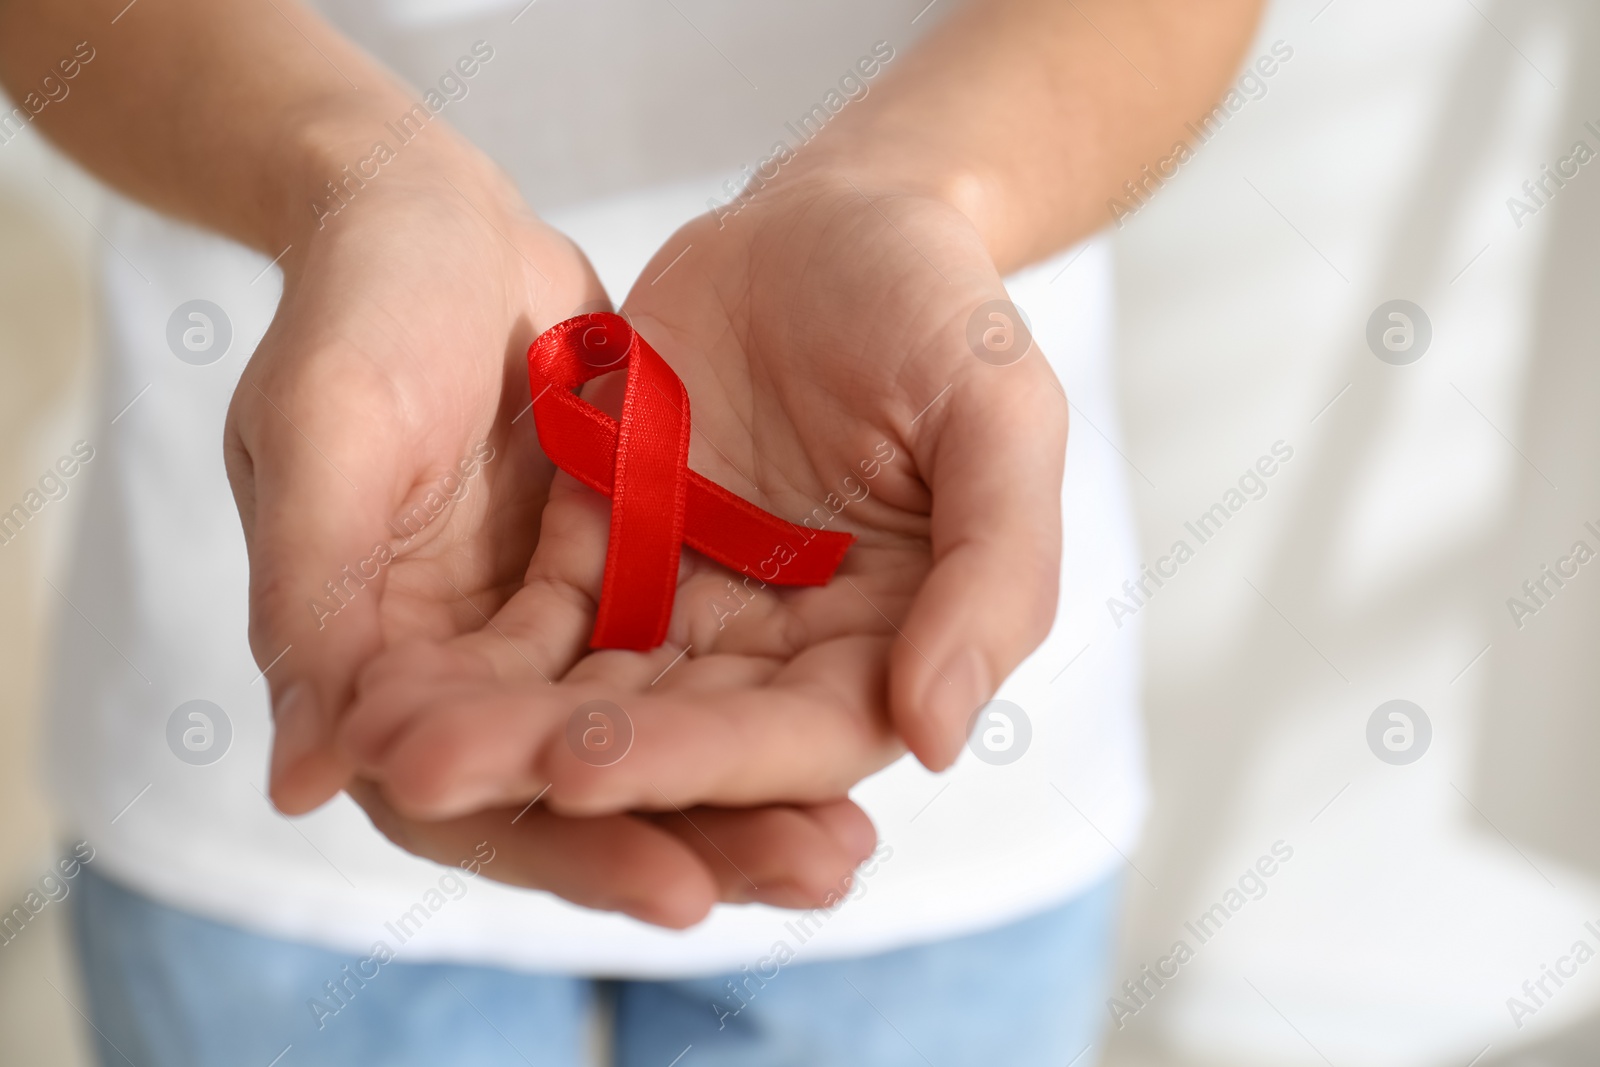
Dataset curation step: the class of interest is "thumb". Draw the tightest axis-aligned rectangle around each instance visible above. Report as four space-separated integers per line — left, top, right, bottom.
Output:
889 359 1068 770
227 375 401 815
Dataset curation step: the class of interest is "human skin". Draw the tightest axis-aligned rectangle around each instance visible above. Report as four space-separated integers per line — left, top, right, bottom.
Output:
336 175 1063 820
0 0 1265 924
334 0 1268 818
0 0 879 927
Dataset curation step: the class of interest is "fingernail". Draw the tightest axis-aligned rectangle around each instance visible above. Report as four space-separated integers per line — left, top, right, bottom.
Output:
927 647 990 767
269 683 320 790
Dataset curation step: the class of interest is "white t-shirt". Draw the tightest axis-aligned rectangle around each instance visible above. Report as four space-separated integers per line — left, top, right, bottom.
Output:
45 0 1147 975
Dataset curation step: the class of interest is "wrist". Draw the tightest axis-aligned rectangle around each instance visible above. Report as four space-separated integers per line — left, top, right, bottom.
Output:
267 94 514 254
263 100 599 339
781 143 1012 266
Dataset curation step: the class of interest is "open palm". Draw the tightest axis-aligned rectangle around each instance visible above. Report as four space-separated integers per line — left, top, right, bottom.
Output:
339 172 1069 823
228 164 877 926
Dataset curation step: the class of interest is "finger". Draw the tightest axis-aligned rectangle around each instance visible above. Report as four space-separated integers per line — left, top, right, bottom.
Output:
890 356 1069 770
449 475 606 684
337 640 499 777
343 638 898 819
540 639 900 815
451 361 646 683
228 358 412 815
347 780 720 929
651 799 877 909
339 642 779 819
337 636 703 796
561 644 775 690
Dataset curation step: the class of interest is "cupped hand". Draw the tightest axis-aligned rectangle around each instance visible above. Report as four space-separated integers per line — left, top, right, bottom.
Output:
349 780 877 928
225 152 599 816
226 146 878 924
338 169 1069 822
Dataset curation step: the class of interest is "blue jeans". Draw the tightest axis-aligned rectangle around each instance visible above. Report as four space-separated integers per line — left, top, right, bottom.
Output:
71 868 1120 1066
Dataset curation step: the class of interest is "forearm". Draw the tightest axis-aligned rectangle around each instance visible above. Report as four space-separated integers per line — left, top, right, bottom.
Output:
799 0 1266 273
0 0 488 254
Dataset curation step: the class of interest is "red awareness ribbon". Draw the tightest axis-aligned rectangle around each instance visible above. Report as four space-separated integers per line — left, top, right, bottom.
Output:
527 312 854 650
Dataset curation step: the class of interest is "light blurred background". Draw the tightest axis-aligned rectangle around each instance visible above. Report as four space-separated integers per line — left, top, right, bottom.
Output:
3 0 1596 1063
0 108 98 1063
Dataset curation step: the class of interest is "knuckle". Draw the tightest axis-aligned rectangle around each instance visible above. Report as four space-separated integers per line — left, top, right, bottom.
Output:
385 726 474 813
542 758 624 815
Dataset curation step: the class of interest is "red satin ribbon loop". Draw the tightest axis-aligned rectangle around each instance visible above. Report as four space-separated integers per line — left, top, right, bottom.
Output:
527 312 854 650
